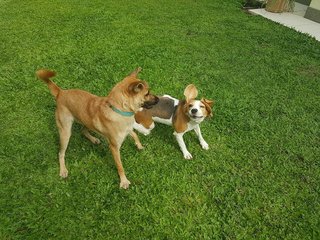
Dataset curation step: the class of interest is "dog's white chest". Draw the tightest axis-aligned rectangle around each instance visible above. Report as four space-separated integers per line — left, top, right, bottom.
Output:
186 121 198 132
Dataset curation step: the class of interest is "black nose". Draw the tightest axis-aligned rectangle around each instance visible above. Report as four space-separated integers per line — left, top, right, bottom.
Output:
191 108 198 114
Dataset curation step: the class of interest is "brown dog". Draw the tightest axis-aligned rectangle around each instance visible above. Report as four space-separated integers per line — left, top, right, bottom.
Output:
36 68 158 189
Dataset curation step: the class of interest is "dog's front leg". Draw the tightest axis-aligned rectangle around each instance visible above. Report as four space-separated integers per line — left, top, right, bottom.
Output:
194 125 209 150
174 132 192 159
109 142 131 189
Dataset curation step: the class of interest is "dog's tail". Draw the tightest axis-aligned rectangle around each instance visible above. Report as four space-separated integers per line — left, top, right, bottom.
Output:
36 69 60 98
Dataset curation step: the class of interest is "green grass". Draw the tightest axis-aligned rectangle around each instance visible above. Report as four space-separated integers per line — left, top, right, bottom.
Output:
0 0 319 239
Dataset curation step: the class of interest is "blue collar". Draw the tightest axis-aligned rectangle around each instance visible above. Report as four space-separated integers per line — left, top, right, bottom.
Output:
110 105 134 117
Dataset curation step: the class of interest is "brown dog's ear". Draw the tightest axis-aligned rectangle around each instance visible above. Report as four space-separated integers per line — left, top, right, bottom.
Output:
129 67 142 78
184 84 198 102
201 98 214 117
129 81 144 93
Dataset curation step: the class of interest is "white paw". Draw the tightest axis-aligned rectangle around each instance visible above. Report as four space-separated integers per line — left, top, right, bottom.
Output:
120 179 131 189
93 138 101 144
183 152 193 159
201 141 209 150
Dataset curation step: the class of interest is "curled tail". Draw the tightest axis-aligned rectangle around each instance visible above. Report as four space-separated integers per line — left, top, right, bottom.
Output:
36 69 60 98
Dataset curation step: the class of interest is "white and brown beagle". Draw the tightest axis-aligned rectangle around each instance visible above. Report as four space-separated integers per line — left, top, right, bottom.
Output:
133 84 214 159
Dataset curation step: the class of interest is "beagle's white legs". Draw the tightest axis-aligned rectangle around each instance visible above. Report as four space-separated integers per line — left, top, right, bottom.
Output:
194 125 209 150
174 132 192 159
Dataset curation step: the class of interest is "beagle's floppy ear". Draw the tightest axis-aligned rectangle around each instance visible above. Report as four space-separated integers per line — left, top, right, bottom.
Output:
201 98 214 107
184 84 198 102
201 98 214 117
128 67 142 78
128 81 144 94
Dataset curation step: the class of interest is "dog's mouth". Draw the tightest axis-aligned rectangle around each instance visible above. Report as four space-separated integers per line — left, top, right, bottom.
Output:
142 103 154 109
191 115 203 119
191 115 204 119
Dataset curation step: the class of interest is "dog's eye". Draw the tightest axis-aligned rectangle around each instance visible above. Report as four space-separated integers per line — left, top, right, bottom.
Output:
200 105 205 108
189 104 193 108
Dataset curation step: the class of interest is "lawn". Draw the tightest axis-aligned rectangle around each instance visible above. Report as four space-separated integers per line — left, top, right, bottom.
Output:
0 0 319 239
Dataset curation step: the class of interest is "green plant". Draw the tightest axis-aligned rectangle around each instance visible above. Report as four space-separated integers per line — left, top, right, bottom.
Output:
0 0 319 239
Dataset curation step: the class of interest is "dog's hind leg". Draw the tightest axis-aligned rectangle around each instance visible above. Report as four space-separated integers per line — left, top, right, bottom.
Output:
82 127 101 144
129 131 144 150
133 121 153 136
56 111 74 178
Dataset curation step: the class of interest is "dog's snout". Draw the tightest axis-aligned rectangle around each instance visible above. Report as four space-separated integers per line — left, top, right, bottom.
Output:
142 95 159 109
191 108 198 114
154 96 159 104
